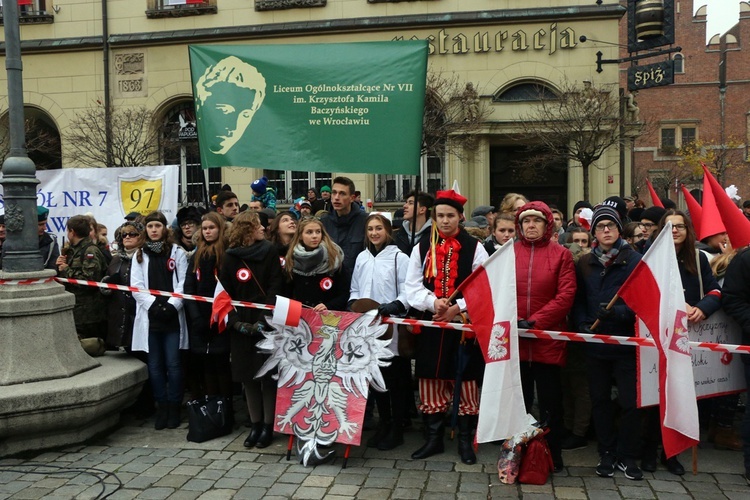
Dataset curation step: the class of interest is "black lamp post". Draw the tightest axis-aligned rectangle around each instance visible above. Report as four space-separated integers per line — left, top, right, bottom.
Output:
1 0 42 272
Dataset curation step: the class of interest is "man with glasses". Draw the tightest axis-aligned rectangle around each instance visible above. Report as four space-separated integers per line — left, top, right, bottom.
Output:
175 206 203 254
636 206 666 252
572 205 643 481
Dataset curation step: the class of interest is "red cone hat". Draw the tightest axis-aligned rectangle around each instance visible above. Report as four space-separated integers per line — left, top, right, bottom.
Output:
646 178 665 208
698 174 725 241
681 185 702 238
702 164 750 247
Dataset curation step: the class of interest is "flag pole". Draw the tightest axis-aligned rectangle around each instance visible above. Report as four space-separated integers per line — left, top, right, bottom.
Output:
590 293 620 331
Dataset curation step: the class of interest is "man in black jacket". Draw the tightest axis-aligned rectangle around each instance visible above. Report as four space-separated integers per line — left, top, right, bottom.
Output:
321 176 368 296
719 248 750 482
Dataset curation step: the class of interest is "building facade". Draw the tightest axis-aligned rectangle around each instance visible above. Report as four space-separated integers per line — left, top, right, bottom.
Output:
621 0 750 204
0 0 630 215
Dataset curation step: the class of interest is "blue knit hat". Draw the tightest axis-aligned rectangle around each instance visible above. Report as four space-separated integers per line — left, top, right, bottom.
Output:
251 176 268 194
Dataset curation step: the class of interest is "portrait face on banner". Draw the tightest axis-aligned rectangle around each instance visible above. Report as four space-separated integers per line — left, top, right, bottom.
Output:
194 56 266 155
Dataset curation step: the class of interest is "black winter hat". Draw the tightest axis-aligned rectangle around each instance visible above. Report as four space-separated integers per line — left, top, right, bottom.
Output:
573 200 592 213
601 196 627 221
641 206 666 225
176 206 203 226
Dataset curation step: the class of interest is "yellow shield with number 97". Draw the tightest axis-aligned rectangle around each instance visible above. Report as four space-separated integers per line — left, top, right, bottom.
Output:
119 176 164 216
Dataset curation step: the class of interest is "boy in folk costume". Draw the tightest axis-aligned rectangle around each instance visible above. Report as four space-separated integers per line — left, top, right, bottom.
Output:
404 188 489 464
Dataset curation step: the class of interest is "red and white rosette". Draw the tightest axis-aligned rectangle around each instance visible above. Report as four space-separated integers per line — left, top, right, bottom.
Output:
236 268 252 282
196 268 201 281
320 277 333 291
167 258 176 271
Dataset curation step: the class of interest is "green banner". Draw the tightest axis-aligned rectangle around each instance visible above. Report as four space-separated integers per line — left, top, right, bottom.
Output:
189 41 427 175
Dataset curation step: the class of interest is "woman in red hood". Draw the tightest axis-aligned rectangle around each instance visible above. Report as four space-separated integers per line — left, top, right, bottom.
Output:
514 201 577 472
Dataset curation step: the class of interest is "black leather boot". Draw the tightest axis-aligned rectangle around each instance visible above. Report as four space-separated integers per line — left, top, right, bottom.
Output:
378 423 404 451
411 413 445 459
154 403 168 430
255 424 274 448
244 423 263 448
167 402 181 429
457 415 476 465
367 420 390 448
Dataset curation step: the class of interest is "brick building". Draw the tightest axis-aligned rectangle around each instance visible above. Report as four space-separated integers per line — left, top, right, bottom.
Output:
620 0 750 205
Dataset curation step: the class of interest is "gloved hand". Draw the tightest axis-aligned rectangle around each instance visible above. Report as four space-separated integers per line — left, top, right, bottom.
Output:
596 306 615 321
378 300 406 317
234 322 255 336
581 324 595 334
518 319 535 330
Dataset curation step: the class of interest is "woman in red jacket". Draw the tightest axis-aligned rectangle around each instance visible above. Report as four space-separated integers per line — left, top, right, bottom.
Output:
514 201 577 472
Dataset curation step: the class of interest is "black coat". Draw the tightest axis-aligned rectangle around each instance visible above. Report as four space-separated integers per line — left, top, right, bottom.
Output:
322 205 368 293
680 250 721 316
721 248 750 347
219 241 283 382
289 267 348 312
103 252 136 348
572 240 642 359
184 253 230 355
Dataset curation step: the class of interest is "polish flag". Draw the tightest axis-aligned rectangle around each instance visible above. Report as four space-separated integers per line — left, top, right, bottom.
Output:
272 295 302 327
457 242 528 442
210 280 233 334
618 221 699 458
167 0 205 5
646 178 665 208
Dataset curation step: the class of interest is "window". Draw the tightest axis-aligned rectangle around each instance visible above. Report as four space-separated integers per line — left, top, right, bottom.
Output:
660 124 698 155
493 82 558 102
673 53 684 74
375 156 444 202
146 0 217 18
161 102 222 206
0 0 54 24
264 170 332 204
661 128 676 153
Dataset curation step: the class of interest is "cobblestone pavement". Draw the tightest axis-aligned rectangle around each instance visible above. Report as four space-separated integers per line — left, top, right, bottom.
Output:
1 413 748 499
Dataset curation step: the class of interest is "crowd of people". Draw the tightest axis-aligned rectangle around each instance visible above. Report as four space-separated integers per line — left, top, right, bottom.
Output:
5 177 750 480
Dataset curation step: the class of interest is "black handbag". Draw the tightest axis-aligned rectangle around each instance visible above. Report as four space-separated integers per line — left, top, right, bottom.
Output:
186 396 232 443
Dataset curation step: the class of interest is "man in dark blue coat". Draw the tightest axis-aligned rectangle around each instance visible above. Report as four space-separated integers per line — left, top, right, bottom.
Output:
572 205 643 481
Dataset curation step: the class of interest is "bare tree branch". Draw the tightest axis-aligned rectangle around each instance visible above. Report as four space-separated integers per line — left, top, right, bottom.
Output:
64 103 161 168
513 80 642 200
0 116 62 170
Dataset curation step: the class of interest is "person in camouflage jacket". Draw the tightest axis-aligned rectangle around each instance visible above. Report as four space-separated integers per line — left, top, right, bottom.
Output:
56 215 108 339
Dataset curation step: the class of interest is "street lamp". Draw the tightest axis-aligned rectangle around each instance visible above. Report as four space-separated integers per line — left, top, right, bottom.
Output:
1 0 42 272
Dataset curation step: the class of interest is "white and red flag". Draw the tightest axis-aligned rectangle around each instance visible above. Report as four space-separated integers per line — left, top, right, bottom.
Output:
210 280 234 334
618 221 699 458
457 242 527 443
272 295 303 327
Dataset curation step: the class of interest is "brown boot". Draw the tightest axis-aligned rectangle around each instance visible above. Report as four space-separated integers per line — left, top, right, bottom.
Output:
714 427 742 451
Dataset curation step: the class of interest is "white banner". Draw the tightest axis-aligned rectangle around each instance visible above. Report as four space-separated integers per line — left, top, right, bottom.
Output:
637 309 747 407
0 165 179 244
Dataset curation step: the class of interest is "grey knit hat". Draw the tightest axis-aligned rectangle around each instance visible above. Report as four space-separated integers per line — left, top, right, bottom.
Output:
590 205 623 234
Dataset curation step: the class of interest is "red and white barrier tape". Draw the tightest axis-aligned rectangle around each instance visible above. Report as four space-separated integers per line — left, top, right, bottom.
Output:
53 277 275 311
5 276 749 354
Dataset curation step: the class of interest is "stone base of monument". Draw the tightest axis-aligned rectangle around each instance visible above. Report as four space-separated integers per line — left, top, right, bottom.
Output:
0 270 148 457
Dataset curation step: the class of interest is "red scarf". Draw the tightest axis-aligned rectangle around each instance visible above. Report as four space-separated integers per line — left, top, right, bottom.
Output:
425 231 462 298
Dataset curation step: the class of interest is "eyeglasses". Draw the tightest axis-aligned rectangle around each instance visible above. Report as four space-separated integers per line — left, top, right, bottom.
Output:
180 221 197 228
121 232 140 238
641 222 655 228
632 233 645 240
594 222 617 232
671 224 687 231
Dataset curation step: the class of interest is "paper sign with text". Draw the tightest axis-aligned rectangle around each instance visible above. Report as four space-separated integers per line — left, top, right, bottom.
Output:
637 309 746 408
0 165 179 244
189 41 428 175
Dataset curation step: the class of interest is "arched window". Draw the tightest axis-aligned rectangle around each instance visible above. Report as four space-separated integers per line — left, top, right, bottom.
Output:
673 53 684 74
493 82 558 102
160 101 222 206
0 107 61 170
